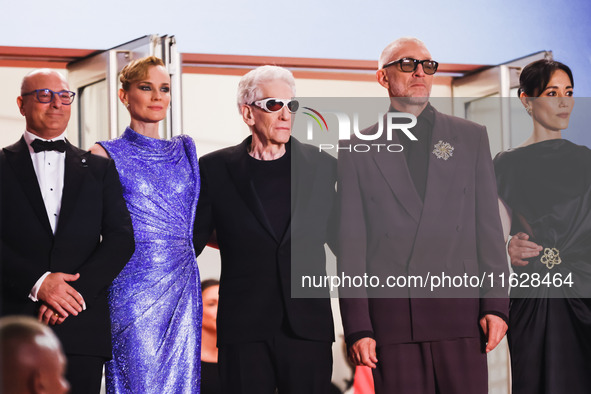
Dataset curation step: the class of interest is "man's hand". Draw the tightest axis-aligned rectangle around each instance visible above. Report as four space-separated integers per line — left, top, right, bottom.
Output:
37 273 85 319
508 232 542 266
479 314 508 353
38 303 67 326
348 337 378 368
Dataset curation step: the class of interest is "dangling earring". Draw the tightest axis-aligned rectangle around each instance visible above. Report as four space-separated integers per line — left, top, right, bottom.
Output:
525 105 532 116
125 102 130 108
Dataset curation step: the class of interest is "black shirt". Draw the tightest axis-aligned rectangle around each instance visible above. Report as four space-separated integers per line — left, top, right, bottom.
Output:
401 104 435 201
248 144 291 239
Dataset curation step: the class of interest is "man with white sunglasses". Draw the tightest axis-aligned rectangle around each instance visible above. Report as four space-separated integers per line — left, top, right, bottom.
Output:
194 65 337 393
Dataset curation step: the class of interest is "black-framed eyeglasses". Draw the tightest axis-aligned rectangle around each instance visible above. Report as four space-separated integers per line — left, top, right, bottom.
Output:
382 58 439 75
251 98 299 113
22 89 76 105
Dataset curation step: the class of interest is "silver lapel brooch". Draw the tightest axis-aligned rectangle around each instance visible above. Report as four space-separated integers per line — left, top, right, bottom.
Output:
432 140 454 160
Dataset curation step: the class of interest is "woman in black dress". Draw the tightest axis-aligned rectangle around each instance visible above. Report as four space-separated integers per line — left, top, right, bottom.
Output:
494 59 591 394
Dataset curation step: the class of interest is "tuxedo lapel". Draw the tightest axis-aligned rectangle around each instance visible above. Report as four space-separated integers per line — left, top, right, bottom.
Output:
226 138 278 242
3 137 52 234
55 142 87 238
371 120 422 223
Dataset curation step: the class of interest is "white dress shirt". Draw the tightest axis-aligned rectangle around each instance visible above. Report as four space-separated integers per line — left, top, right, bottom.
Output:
24 130 66 233
24 130 66 302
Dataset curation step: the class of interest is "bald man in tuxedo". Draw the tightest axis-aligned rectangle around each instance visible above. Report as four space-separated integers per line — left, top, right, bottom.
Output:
1 69 134 394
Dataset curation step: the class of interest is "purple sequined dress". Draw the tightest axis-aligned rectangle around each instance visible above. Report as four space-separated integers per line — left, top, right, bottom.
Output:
100 127 201 393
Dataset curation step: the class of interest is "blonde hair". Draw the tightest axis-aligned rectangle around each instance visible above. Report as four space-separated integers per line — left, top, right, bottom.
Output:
120 56 166 91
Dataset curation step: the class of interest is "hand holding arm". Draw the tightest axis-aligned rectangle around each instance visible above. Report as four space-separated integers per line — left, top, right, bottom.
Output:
508 232 542 267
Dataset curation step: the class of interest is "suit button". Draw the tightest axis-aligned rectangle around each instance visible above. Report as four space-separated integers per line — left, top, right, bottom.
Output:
456 225 461 232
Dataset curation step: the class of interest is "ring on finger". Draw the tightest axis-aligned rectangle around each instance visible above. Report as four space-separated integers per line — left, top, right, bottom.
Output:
53 313 59 318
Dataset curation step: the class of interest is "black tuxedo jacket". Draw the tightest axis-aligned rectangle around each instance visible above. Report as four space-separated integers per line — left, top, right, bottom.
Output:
338 108 509 346
1 137 134 358
194 136 336 345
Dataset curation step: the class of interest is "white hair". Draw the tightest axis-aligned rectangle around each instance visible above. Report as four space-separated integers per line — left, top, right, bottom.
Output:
378 37 428 69
236 65 296 113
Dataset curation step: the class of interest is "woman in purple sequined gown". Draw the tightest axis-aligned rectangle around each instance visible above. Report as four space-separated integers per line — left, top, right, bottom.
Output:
90 56 201 393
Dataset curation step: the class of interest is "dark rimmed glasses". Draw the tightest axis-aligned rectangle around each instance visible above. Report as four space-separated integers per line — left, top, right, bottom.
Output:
382 58 439 75
251 98 299 113
22 89 76 105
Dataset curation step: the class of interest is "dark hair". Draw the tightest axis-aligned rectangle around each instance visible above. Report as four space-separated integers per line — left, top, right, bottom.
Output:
201 279 220 293
518 59 574 97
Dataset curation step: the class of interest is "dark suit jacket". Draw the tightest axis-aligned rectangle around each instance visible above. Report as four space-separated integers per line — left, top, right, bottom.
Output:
338 108 509 346
1 137 134 358
194 136 336 345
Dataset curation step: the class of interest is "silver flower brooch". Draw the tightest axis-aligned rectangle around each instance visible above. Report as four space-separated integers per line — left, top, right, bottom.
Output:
432 140 454 160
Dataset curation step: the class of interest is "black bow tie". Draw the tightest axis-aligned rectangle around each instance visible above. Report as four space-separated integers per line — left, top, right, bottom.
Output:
31 139 67 153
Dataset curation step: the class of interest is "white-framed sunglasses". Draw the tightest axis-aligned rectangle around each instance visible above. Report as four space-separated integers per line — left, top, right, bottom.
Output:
251 98 299 113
